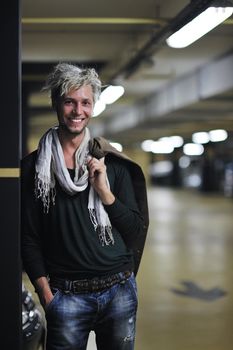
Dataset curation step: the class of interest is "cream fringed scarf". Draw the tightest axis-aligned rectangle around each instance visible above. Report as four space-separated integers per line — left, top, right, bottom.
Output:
35 126 114 246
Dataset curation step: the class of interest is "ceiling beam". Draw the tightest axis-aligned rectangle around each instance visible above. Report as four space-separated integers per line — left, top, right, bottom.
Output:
22 17 167 25
94 51 233 138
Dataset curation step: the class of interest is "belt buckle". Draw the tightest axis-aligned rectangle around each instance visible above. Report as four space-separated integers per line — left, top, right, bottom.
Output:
72 280 90 294
125 270 131 279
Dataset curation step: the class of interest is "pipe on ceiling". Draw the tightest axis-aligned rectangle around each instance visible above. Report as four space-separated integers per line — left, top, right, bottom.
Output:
110 0 216 80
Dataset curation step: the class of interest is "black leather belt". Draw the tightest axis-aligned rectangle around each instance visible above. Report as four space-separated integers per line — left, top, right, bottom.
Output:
49 270 132 294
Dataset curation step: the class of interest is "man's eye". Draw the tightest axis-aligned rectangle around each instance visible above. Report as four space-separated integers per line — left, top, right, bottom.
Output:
64 100 72 105
83 101 91 106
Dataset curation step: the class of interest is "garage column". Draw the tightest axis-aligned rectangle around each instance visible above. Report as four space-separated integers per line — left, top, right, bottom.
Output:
0 1 22 349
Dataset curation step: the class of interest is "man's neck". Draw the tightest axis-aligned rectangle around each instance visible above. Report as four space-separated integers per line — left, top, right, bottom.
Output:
58 128 85 169
58 128 84 150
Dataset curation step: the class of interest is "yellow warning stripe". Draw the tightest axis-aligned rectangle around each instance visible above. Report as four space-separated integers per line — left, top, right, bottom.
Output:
0 168 20 178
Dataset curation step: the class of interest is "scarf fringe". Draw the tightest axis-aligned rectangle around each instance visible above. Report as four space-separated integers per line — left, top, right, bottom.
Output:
89 208 98 231
97 225 115 246
35 176 56 213
89 209 114 246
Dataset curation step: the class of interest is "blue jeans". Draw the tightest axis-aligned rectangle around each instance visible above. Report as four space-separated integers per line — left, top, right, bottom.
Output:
45 273 138 350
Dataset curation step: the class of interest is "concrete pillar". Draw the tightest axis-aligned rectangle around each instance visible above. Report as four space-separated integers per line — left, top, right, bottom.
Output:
0 1 22 348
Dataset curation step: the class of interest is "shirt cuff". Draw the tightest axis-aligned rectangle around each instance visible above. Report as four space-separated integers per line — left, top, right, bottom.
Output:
103 198 127 218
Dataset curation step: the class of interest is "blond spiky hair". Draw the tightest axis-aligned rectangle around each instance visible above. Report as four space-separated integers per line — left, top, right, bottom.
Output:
43 62 102 108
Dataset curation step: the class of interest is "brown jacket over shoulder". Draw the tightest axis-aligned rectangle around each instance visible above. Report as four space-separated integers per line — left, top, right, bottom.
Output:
89 136 149 276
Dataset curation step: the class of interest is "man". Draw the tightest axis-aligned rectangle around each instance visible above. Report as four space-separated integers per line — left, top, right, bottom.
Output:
21 62 149 350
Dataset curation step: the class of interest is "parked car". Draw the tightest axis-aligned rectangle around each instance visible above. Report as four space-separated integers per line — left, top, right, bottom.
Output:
22 283 45 350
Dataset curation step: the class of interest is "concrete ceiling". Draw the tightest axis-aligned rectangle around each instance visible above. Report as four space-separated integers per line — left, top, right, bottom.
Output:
21 0 233 152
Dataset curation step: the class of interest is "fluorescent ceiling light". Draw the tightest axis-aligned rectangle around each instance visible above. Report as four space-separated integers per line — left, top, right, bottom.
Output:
166 6 233 48
151 141 174 154
141 139 154 152
93 100 106 117
93 85 125 117
100 85 125 104
209 129 228 142
169 135 184 148
141 136 183 153
159 135 184 148
179 156 191 169
183 143 204 156
192 131 210 144
150 161 173 176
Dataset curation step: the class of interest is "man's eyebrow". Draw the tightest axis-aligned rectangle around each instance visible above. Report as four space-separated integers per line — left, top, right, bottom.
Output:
64 96 92 101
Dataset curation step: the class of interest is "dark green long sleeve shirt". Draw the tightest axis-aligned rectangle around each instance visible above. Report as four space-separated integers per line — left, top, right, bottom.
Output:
21 151 144 282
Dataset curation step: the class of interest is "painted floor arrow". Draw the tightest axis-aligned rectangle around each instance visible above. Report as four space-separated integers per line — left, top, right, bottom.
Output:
171 281 227 301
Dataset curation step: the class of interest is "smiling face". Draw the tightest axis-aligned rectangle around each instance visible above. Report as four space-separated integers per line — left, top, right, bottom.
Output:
57 85 94 137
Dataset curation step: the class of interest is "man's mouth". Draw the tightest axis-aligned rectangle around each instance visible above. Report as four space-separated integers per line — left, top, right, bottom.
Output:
69 117 85 124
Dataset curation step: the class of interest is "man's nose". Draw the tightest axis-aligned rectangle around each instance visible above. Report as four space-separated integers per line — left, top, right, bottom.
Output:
73 102 82 114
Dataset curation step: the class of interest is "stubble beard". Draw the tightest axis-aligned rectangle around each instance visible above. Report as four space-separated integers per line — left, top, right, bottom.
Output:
59 121 87 137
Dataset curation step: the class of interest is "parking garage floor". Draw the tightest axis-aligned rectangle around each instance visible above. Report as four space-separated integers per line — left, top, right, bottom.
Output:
23 186 233 350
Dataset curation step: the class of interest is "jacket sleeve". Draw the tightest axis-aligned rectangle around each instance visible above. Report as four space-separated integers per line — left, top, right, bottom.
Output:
104 158 144 247
21 153 48 283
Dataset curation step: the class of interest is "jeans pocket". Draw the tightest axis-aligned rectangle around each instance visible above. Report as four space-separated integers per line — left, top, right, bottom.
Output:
127 274 138 302
45 289 60 314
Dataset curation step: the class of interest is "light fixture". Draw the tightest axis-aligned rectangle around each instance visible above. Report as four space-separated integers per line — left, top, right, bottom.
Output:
166 1 233 48
169 135 184 148
150 161 173 176
209 129 228 142
100 85 125 104
93 100 106 117
192 131 210 144
93 85 125 117
179 156 191 168
141 139 154 152
151 141 174 154
141 136 184 153
183 143 204 156
159 136 184 149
